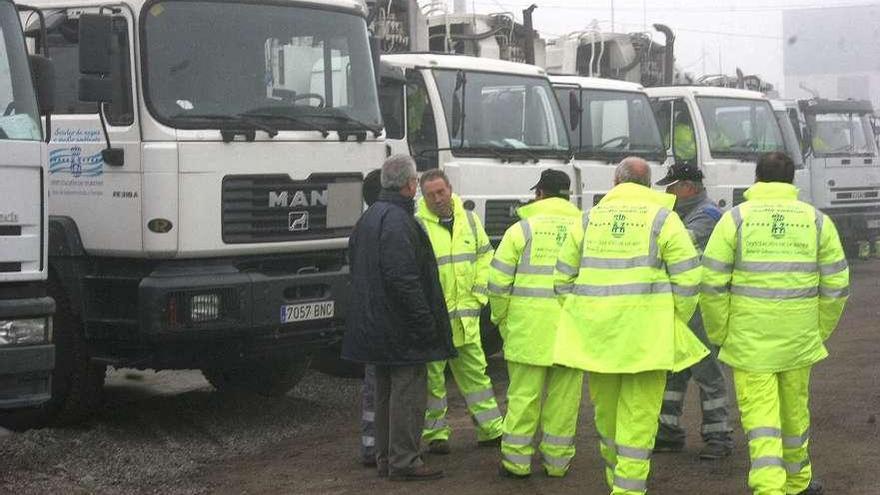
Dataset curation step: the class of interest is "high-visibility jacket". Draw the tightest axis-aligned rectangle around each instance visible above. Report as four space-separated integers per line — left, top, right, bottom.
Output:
416 194 493 348
553 183 709 373
700 182 850 372
487 197 582 366
673 123 697 162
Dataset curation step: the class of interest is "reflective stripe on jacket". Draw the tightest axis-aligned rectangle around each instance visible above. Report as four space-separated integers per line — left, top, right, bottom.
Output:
416 194 493 347
553 183 709 373
700 182 850 372
488 197 582 367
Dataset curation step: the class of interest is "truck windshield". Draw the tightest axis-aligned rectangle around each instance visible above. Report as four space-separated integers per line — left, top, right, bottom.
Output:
807 113 876 157
696 97 784 159
557 88 665 162
433 69 569 158
0 0 40 140
142 0 381 133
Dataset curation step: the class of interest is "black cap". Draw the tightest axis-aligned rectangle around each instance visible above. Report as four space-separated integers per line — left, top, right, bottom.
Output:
655 163 704 186
531 169 571 194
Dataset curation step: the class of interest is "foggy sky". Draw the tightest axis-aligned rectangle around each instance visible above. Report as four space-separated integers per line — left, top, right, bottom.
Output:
469 0 880 97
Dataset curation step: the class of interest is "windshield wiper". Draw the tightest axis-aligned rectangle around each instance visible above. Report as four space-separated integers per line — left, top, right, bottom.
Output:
240 111 330 138
312 113 382 138
170 113 279 139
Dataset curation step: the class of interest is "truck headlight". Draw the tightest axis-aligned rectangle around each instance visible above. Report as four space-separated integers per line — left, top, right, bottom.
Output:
190 293 221 323
0 318 51 345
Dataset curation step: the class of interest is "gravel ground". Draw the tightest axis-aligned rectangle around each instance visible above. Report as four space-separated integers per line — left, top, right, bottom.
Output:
1 260 878 494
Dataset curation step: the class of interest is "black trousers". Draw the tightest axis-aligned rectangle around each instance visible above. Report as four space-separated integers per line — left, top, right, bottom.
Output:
374 363 427 473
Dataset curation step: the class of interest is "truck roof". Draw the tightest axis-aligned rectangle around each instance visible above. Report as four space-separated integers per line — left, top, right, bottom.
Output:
644 85 768 100
548 75 645 92
21 0 367 15
380 53 548 78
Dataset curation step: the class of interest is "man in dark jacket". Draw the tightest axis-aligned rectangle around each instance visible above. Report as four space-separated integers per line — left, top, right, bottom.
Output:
343 155 456 481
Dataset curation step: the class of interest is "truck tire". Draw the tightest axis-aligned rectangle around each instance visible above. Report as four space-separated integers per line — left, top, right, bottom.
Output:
202 355 311 397
480 306 503 357
45 277 106 426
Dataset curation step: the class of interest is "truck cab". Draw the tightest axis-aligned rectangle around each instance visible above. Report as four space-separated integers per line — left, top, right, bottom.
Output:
796 98 880 255
771 98 812 202
0 0 55 416
646 86 804 209
550 75 667 207
379 53 573 242
24 0 384 423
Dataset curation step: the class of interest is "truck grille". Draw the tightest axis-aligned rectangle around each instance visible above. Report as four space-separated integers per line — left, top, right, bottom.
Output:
484 200 526 240
830 186 880 205
222 174 363 244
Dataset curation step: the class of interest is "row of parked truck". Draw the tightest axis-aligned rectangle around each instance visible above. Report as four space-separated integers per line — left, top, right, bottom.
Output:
0 0 878 426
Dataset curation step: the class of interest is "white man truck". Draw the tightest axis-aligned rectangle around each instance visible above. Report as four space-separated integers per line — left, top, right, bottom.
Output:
25 0 384 423
550 75 668 207
792 98 880 256
377 53 571 353
645 86 809 209
0 0 55 419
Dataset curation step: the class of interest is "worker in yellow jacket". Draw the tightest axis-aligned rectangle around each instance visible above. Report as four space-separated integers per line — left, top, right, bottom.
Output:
701 152 849 495
416 169 503 454
553 157 708 495
488 169 584 479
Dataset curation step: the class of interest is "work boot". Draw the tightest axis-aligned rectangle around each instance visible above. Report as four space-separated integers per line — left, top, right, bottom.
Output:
653 438 684 453
478 435 502 447
796 480 824 495
427 439 451 455
362 456 377 468
377 462 388 478
499 465 530 479
388 465 445 481
698 442 732 460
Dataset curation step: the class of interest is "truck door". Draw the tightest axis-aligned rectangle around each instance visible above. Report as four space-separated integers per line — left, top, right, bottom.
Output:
43 8 142 253
378 69 439 171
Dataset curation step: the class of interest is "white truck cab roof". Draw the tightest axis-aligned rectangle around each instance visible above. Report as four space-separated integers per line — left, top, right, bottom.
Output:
21 0 368 15
548 75 645 92
380 53 548 77
645 86 767 101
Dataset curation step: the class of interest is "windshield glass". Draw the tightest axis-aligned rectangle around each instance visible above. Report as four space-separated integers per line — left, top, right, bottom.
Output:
557 87 664 162
433 69 569 157
808 113 876 156
696 97 784 158
773 110 805 168
0 0 40 140
142 1 380 132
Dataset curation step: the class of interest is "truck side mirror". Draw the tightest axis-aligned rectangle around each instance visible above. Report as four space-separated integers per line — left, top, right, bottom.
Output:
28 54 54 115
77 13 115 103
568 90 581 131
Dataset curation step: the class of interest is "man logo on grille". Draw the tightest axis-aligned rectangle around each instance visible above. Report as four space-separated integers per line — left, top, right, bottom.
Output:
289 211 310 232
771 213 786 238
611 213 627 238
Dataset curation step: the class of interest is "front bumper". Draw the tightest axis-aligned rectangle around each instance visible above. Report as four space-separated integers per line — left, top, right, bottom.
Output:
0 296 55 409
823 206 880 239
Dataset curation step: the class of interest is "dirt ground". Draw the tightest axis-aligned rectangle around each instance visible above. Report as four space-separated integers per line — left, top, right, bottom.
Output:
2 261 879 494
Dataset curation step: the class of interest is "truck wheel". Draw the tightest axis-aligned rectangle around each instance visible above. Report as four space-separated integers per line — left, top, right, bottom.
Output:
45 277 106 426
202 355 311 397
480 306 503 357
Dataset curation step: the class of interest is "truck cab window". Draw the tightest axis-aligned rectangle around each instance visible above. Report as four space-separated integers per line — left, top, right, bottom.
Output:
652 98 695 165
405 70 437 171
378 79 404 139
0 5 40 140
43 13 133 126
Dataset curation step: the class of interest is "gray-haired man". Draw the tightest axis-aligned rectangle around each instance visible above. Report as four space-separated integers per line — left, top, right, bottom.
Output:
654 162 733 459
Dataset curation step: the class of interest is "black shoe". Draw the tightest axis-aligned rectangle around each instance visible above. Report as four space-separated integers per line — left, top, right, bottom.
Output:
427 439 451 455
699 442 732 460
377 464 388 478
362 456 377 468
796 480 824 495
498 465 530 479
478 435 502 447
388 465 445 481
653 438 684 453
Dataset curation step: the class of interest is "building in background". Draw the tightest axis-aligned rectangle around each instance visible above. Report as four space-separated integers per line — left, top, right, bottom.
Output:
783 4 880 108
